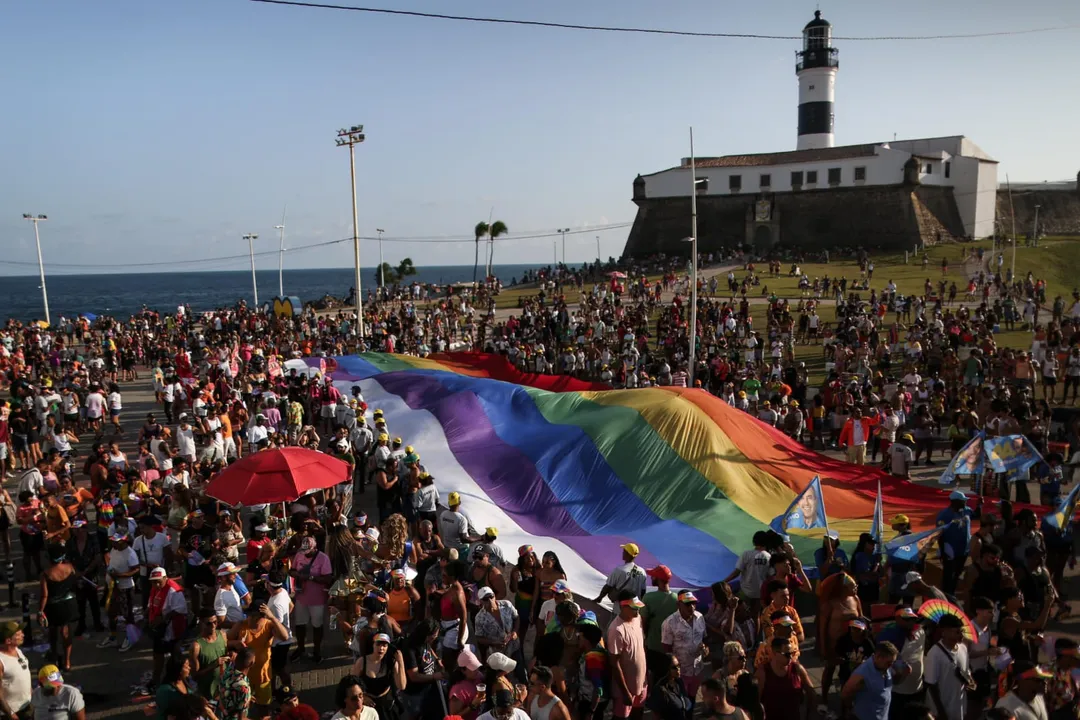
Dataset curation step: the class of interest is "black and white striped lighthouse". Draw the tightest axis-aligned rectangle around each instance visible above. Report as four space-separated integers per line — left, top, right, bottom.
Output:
796 10 839 150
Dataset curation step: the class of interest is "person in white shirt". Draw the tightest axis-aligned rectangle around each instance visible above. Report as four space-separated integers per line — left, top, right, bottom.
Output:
924 614 970 720
0 621 32 718
995 661 1051 720
660 591 708 698
265 570 295 688
247 415 270 450
98 534 140 651
107 384 124 436
212 563 245 627
889 435 915 479
175 416 197 463
134 518 171 607
84 388 106 435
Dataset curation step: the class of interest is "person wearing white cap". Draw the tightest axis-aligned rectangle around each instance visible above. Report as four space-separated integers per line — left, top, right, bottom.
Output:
146 566 187 689
97 533 140 651
213 562 245 627
290 535 332 664
660 590 707 699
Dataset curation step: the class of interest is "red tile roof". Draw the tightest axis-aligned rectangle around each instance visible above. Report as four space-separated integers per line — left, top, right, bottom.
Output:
685 143 879 169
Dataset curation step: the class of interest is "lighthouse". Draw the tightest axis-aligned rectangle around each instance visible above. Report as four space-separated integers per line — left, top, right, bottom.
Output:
796 10 839 150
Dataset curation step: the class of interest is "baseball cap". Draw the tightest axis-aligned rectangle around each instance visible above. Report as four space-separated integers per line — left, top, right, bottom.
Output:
0 621 21 641
901 571 923 590
677 590 697 604
771 616 797 627
484 527 498 538
373 633 392 645
895 606 919 620
216 562 240 576
299 536 317 553
38 665 64 688
891 514 910 527
619 596 645 610
365 527 380 541
647 565 673 581
848 619 868 630
254 524 271 533
390 568 406 579
620 542 640 558
457 647 482 672
477 586 495 600
1018 665 1054 681
447 491 461 507
825 530 840 540
949 490 968 501
149 567 168 580
552 579 572 595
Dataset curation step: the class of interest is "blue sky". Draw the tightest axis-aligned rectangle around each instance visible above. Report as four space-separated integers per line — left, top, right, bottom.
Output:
2 0 1078 275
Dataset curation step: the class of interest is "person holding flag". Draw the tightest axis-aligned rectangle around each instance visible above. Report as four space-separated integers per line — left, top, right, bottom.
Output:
936 490 979 597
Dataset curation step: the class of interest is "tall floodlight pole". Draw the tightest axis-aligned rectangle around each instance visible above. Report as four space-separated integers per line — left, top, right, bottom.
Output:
1007 174 1018 282
336 125 366 339
685 126 708 388
558 228 569 264
376 228 385 289
275 206 286 297
22 214 50 325
552 238 557 266
596 235 601 262
1033 204 1041 246
243 233 260 306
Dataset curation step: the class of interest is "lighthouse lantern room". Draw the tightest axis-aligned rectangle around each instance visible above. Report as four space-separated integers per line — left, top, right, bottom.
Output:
796 10 839 150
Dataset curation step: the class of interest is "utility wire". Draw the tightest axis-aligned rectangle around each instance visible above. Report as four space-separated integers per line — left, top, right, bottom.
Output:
0 223 633 270
250 0 1080 41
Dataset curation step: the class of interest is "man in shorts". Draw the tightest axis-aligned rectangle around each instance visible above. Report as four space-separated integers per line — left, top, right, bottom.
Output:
289 537 331 663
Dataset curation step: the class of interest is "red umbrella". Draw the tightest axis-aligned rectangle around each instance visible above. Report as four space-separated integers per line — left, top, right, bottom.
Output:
205 448 350 505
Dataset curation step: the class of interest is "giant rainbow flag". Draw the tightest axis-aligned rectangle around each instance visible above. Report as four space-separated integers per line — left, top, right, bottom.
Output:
289 352 957 598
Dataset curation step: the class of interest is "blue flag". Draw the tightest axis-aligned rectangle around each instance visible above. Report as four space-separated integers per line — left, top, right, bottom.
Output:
1044 482 1080 531
939 432 985 485
869 480 884 546
771 476 828 536
884 525 945 563
983 435 1044 481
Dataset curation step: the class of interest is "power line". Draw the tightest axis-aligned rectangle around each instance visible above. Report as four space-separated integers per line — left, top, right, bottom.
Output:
0 223 633 270
250 0 1080 41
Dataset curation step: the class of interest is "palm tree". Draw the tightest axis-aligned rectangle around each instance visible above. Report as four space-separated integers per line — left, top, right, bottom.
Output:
473 221 489 284
396 257 418 283
486 220 508 278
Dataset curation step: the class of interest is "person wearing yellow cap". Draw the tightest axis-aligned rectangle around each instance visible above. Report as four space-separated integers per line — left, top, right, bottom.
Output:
438 491 480 554
592 542 646 605
31 664 84 719
468 527 506 567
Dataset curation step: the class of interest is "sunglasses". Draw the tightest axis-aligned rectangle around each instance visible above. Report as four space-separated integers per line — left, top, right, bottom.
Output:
780 651 796 658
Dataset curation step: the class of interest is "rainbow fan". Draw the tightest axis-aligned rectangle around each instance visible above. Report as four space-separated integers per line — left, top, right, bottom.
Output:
917 599 978 641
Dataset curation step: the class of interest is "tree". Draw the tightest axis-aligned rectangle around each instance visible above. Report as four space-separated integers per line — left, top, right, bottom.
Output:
374 263 397 287
374 258 418 288
396 257 417 283
486 221 508 278
473 221 488 284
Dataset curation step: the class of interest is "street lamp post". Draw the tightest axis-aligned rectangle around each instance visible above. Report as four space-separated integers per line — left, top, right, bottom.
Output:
376 228 385 289
552 238 557 266
1033 204 1042 247
596 235 601 263
275 206 286 297
558 228 569 265
22 214 50 325
243 233 260 306
336 125 366 339
685 126 708 388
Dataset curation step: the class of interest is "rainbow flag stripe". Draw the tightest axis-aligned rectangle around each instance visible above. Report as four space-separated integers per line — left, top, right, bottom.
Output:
298 352 952 595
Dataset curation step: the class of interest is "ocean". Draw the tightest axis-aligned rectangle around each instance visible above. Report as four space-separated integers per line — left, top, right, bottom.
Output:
0 264 561 322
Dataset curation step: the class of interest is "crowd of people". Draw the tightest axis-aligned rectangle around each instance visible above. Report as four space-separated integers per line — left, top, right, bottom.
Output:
0 246 1077 720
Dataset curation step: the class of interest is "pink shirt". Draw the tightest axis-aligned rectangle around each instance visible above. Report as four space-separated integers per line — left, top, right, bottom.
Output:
292 551 331 606
607 615 647 696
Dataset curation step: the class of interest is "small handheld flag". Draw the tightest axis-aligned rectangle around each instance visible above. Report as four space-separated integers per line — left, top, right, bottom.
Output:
884 525 944 563
1044 482 1080 531
869 480 884 546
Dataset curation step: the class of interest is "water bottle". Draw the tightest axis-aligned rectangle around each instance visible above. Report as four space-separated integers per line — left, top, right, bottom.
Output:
328 608 339 631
